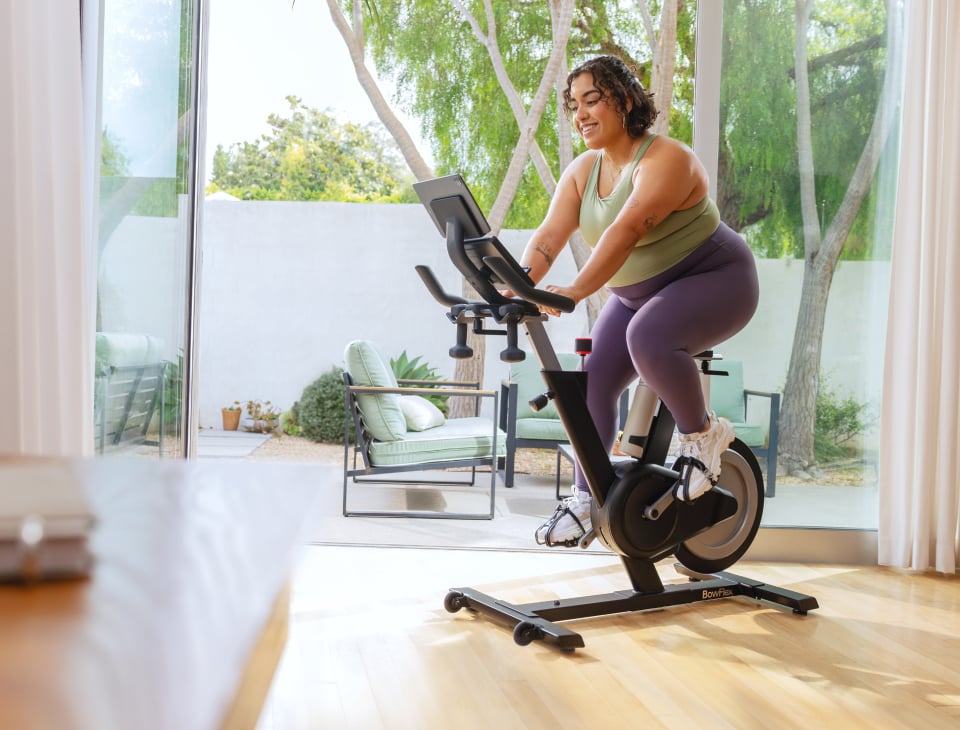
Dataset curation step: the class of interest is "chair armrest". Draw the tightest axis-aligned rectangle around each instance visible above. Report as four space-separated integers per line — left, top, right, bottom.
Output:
396 379 484 416
347 384 497 399
742 389 781 419
397 378 479 389
743 388 778 399
742 390 780 452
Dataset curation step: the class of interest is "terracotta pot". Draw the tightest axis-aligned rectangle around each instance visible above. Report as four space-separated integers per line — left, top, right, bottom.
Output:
221 408 241 431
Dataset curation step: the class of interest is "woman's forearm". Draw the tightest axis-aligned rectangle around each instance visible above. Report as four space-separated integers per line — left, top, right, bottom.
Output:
567 221 642 301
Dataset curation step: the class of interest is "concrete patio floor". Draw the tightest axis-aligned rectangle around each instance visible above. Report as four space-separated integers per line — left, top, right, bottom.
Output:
197 429 878 531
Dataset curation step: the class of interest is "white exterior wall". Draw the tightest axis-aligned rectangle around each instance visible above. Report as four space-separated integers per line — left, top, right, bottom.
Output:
169 200 888 430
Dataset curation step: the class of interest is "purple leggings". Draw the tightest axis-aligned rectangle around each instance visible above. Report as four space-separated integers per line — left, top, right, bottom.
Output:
574 222 759 492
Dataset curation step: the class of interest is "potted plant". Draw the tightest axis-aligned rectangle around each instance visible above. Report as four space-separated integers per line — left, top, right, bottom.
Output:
221 402 242 431
242 399 281 434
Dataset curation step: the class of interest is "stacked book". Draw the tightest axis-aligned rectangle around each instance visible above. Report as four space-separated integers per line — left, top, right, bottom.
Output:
0 462 95 583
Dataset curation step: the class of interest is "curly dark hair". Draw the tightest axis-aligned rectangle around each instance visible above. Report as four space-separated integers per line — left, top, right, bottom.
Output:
563 55 658 138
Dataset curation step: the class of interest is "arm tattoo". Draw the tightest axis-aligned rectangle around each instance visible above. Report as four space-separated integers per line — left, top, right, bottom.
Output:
534 244 554 266
625 198 660 235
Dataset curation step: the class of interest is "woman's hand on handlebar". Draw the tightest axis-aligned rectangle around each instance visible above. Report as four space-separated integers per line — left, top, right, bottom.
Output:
541 284 580 317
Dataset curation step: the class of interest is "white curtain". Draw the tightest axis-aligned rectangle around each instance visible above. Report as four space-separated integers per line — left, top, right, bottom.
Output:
879 0 960 574
0 1 93 457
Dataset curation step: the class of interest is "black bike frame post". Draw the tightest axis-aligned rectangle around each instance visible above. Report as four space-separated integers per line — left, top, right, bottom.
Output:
523 319 615 505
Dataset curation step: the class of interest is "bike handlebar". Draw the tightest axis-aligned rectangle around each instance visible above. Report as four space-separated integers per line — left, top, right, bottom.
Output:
482 256 576 314
415 260 575 315
414 265 468 307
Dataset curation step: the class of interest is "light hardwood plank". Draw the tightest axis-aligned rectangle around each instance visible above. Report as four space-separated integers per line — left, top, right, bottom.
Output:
255 547 960 730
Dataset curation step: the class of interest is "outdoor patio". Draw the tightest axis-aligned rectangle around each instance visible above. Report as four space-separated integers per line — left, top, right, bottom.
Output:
196 429 879 533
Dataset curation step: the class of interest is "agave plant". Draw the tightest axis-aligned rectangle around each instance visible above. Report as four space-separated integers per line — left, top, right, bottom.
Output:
390 351 448 415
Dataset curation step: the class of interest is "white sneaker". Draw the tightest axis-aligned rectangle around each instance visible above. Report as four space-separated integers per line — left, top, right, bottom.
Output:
674 413 735 501
535 486 592 547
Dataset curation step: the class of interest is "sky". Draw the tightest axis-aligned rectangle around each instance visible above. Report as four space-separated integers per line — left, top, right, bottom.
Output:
204 0 430 182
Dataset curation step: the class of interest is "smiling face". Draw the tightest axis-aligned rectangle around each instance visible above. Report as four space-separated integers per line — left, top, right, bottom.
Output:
567 72 628 150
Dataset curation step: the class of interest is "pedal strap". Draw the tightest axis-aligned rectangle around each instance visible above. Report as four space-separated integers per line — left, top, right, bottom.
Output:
534 503 587 547
672 455 714 501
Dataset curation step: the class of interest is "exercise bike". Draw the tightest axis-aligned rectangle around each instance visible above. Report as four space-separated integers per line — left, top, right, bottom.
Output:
412 174 818 651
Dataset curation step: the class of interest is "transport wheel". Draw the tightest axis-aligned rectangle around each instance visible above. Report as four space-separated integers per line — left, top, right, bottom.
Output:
444 591 467 613
513 621 541 646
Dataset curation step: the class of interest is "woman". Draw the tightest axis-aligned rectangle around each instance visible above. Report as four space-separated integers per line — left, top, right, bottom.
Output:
525 56 760 547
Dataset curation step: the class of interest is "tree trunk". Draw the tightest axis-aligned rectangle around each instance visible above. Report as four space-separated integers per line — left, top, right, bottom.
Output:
650 0 678 135
779 0 898 474
325 0 434 181
439 0 573 416
485 0 575 229
449 282 487 419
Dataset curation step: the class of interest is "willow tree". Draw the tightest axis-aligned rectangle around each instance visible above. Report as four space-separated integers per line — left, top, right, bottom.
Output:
320 0 695 414
778 0 899 474
718 0 896 474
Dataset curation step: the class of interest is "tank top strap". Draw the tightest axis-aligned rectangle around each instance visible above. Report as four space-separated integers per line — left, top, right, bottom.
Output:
631 133 658 168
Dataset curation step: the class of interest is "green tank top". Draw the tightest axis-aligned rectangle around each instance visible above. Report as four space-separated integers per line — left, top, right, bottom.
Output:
579 134 721 287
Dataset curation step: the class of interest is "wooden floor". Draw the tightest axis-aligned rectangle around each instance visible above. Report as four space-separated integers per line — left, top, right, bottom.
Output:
255 545 960 730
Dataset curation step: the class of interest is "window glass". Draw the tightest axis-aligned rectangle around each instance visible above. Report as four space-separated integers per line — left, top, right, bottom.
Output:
94 0 199 458
715 0 902 529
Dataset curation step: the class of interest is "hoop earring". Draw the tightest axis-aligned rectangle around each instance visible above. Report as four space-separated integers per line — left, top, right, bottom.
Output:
622 115 627 128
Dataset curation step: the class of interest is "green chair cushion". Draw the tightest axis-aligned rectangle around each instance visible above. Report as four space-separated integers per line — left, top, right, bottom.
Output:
709 360 746 423
344 340 407 442
515 418 569 441
369 417 507 467
509 353 580 420
95 332 165 374
710 361 768 447
731 422 766 448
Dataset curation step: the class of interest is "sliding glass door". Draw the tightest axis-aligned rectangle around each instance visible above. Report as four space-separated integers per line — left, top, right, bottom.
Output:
88 0 206 458
697 0 903 543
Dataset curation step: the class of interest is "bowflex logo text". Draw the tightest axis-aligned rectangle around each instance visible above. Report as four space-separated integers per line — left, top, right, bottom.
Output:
702 587 735 600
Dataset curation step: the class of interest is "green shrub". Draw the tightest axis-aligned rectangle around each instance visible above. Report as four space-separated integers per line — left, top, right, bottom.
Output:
298 367 350 443
280 404 303 437
814 378 874 462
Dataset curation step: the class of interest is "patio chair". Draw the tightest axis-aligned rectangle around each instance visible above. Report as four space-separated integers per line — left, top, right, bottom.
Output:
342 340 506 519
498 354 629 488
94 332 168 454
709 360 781 497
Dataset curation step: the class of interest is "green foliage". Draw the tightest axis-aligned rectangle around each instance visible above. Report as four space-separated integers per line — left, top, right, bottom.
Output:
390 351 439 381
719 0 889 260
162 353 183 435
298 367 351 443
358 1 696 228
390 351 448 415
207 96 413 202
814 376 875 462
101 127 130 177
281 405 303 437
243 399 281 434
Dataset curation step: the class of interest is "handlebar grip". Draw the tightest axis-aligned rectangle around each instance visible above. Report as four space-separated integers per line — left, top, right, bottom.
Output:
415 265 468 306
482 256 575 313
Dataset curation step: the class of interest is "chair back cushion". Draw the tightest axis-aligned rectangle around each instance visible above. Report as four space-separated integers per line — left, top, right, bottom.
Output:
344 340 407 441
709 360 746 423
510 353 580 420
96 332 165 374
